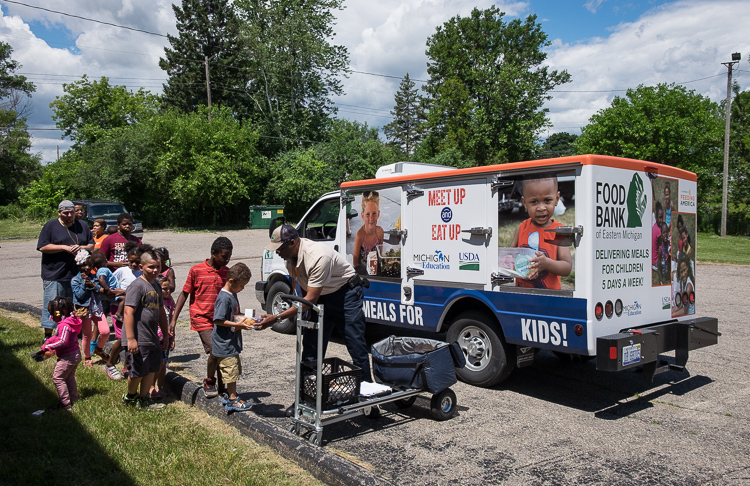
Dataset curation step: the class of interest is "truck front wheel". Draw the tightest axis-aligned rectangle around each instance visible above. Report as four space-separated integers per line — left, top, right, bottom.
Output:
266 281 294 334
447 312 515 387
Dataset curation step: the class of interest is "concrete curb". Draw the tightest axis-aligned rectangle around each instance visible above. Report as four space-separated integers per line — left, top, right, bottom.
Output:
0 301 42 316
166 372 393 486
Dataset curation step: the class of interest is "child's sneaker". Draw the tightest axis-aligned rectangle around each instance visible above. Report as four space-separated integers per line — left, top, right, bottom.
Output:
137 396 166 411
89 341 97 355
121 393 138 407
225 398 252 412
150 389 166 400
203 378 218 398
121 367 129 378
105 365 123 380
220 393 231 406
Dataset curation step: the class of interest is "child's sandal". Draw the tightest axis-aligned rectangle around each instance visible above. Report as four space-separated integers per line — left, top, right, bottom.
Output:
94 347 110 362
83 358 93 368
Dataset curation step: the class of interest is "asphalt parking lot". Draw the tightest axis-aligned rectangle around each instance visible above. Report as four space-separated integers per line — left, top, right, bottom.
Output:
2 229 748 485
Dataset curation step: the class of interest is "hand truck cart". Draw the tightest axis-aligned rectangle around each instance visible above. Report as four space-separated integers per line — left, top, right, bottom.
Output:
282 294 462 446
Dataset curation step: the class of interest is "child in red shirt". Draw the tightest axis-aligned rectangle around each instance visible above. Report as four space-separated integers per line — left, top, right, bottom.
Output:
169 237 233 398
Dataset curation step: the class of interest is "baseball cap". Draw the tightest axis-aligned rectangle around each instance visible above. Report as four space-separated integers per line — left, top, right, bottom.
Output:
58 200 75 211
265 224 299 251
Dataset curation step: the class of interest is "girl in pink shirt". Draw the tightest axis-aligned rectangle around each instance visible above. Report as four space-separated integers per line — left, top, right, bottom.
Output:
40 297 83 410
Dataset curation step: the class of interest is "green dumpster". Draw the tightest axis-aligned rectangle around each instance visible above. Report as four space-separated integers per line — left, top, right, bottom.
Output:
249 205 284 229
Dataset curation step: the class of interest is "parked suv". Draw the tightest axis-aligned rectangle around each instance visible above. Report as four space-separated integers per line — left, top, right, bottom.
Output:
74 200 143 237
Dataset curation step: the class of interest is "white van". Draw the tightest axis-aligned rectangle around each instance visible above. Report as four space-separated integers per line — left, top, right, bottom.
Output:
256 155 718 387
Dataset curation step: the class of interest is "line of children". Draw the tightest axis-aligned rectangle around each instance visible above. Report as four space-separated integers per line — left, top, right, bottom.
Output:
35 238 264 414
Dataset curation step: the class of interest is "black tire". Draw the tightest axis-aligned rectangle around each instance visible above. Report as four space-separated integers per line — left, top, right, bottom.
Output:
395 396 417 409
266 281 294 334
430 388 457 421
308 431 321 446
446 311 515 387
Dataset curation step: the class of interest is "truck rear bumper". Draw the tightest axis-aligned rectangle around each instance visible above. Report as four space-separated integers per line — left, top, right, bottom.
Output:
596 317 719 381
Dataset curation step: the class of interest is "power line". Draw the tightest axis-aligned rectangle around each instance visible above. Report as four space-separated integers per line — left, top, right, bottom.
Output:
2 0 167 37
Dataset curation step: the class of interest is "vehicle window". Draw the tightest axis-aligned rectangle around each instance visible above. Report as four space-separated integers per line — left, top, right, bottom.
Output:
497 171 576 291
301 199 339 241
89 204 126 218
346 187 402 281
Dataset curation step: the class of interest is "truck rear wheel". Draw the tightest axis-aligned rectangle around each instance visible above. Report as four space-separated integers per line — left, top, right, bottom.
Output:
266 281 294 334
447 312 515 387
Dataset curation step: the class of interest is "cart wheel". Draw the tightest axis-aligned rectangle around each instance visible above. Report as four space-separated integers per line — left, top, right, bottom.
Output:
288 423 300 435
395 396 417 409
364 404 381 419
308 432 321 446
430 388 457 421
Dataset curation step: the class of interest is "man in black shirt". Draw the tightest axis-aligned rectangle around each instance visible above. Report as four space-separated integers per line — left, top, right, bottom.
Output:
37 199 94 340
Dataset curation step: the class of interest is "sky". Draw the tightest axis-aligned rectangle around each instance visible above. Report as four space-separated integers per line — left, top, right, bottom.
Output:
1 0 748 163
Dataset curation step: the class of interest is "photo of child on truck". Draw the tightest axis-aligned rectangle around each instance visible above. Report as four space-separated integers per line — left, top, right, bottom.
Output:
347 187 402 279
651 177 678 287
509 174 572 290
352 191 384 269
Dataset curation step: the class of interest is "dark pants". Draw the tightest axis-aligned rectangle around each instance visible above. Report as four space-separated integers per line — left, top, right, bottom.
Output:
302 284 372 382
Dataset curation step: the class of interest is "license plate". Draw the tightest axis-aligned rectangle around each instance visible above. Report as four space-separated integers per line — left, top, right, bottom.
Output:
622 343 641 366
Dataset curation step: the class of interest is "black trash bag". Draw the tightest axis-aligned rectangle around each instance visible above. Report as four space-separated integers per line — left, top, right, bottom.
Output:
371 336 458 394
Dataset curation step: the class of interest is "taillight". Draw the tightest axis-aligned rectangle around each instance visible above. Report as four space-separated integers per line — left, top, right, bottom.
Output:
615 299 623 317
605 300 614 318
595 302 604 320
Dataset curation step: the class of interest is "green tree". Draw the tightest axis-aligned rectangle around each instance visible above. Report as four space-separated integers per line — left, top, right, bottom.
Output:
0 42 40 206
727 83 750 205
538 132 578 158
159 0 247 115
421 7 571 165
383 73 424 158
234 0 349 154
576 83 724 201
49 75 159 148
266 119 397 218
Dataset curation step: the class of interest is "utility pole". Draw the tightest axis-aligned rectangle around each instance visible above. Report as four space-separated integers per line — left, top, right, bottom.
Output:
720 52 741 237
205 56 212 121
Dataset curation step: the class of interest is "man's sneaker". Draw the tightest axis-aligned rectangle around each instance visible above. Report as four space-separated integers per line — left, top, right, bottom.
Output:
105 365 123 380
136 396 166 411
122 393 138 407
203 378 218 398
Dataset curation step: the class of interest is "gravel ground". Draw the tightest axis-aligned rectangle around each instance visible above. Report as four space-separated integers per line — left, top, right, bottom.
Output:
2 230 748 485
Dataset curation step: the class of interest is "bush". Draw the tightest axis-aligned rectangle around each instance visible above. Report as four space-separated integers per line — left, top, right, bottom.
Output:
697 204 750 236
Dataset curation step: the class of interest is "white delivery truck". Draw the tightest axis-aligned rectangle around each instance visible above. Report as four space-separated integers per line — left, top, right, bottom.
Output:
256 155 719 387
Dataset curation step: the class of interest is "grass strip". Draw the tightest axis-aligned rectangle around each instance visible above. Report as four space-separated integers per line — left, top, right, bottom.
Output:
696 232 750 265
0 315 322 486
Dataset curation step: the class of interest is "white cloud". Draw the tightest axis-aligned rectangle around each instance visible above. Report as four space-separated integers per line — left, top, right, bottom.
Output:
1 0 749 160
584 0 606 14
544 0 750 136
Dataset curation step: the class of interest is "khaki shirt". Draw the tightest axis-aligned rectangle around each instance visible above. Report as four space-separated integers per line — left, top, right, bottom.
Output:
286 238 355 295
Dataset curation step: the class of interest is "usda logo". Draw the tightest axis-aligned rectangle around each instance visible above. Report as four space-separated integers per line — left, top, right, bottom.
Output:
441 207 453 222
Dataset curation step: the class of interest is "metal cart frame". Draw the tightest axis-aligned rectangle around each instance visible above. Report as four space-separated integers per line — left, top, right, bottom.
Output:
282 295 458 446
